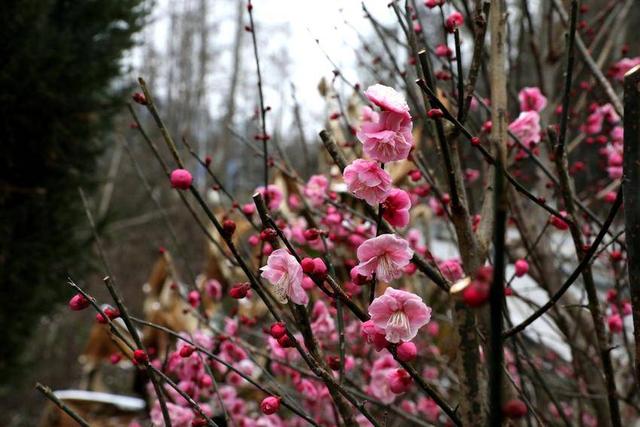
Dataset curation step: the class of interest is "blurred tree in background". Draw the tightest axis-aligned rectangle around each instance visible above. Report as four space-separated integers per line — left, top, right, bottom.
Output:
0 0 146 381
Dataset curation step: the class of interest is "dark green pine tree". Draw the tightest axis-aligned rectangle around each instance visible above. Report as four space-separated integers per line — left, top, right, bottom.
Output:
0 0 147 379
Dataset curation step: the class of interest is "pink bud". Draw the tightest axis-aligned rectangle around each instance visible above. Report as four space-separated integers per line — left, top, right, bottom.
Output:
242 203 256 215
187 290 200 308
462 281 489 307
388 369 412 394
301 257 315 274
424 0 444 8
301 275 315 290
312 258 327 277
514 259 529 277
445 11 464 33
608 314 623 333
199 375 213 388
170 169 193 190
550 212 570 230
397 342 418 362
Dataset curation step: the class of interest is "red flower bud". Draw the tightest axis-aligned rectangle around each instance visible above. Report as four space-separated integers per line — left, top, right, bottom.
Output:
229 283 251 299
502 399 528 419
427 108 444 119
180 345 195 358
133 349 148 364
260 396 281 415
68 293 90 311
260 228 277 242
303 228 320 241
132 92 147 105
269 322 287 339
223 219 237 236
327 356 341 370
462 281 490 307
277 334 295 348
187 290 200 308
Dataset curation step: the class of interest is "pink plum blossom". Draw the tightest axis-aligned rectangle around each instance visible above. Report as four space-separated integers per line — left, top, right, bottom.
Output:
150 401 194 427
368 287 432 343
609 57 640 81
354 234 414 282
360 105 380 125
509 111 541 146
357 111 414 162
256 184 284 211
343 159 392 205
445 11 464 32
303 175 328 207
368 354 398 404
361 320 389 351
382 188 412 228
364 84 410 117
260 249 308 305
518 87 547 112
438 258 464 282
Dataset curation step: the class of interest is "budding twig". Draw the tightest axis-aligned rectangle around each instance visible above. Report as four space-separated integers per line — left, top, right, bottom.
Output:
35 383 90 427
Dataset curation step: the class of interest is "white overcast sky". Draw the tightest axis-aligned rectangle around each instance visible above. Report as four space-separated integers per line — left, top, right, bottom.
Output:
133 0 402 131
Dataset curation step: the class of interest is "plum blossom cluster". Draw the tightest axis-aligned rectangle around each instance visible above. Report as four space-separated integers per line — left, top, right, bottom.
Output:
61 1 640 424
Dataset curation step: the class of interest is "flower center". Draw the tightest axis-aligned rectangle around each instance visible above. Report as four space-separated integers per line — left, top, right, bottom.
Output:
376 253 393 279
388 310 410 333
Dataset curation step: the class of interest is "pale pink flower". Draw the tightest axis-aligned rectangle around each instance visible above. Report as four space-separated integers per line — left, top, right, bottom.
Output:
518 87 547 112
343 159 392 205
509 111 541 146
310 300 336 340
435 44 452 58
361 319 389 351
260 249 308 305
583 103 621 135
368 354 398 404
256 184 284 211
354 234 414 282
445 11 464 32
364 84 410 117
151 401 194 427
388 368 412 394
417 397 441 422
609 57 640 81
357 111 414 162
360 105 380 125
438 258 464 282
204 279 222 300
303 175 328 207
369 287 431 343
382 188 412 228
